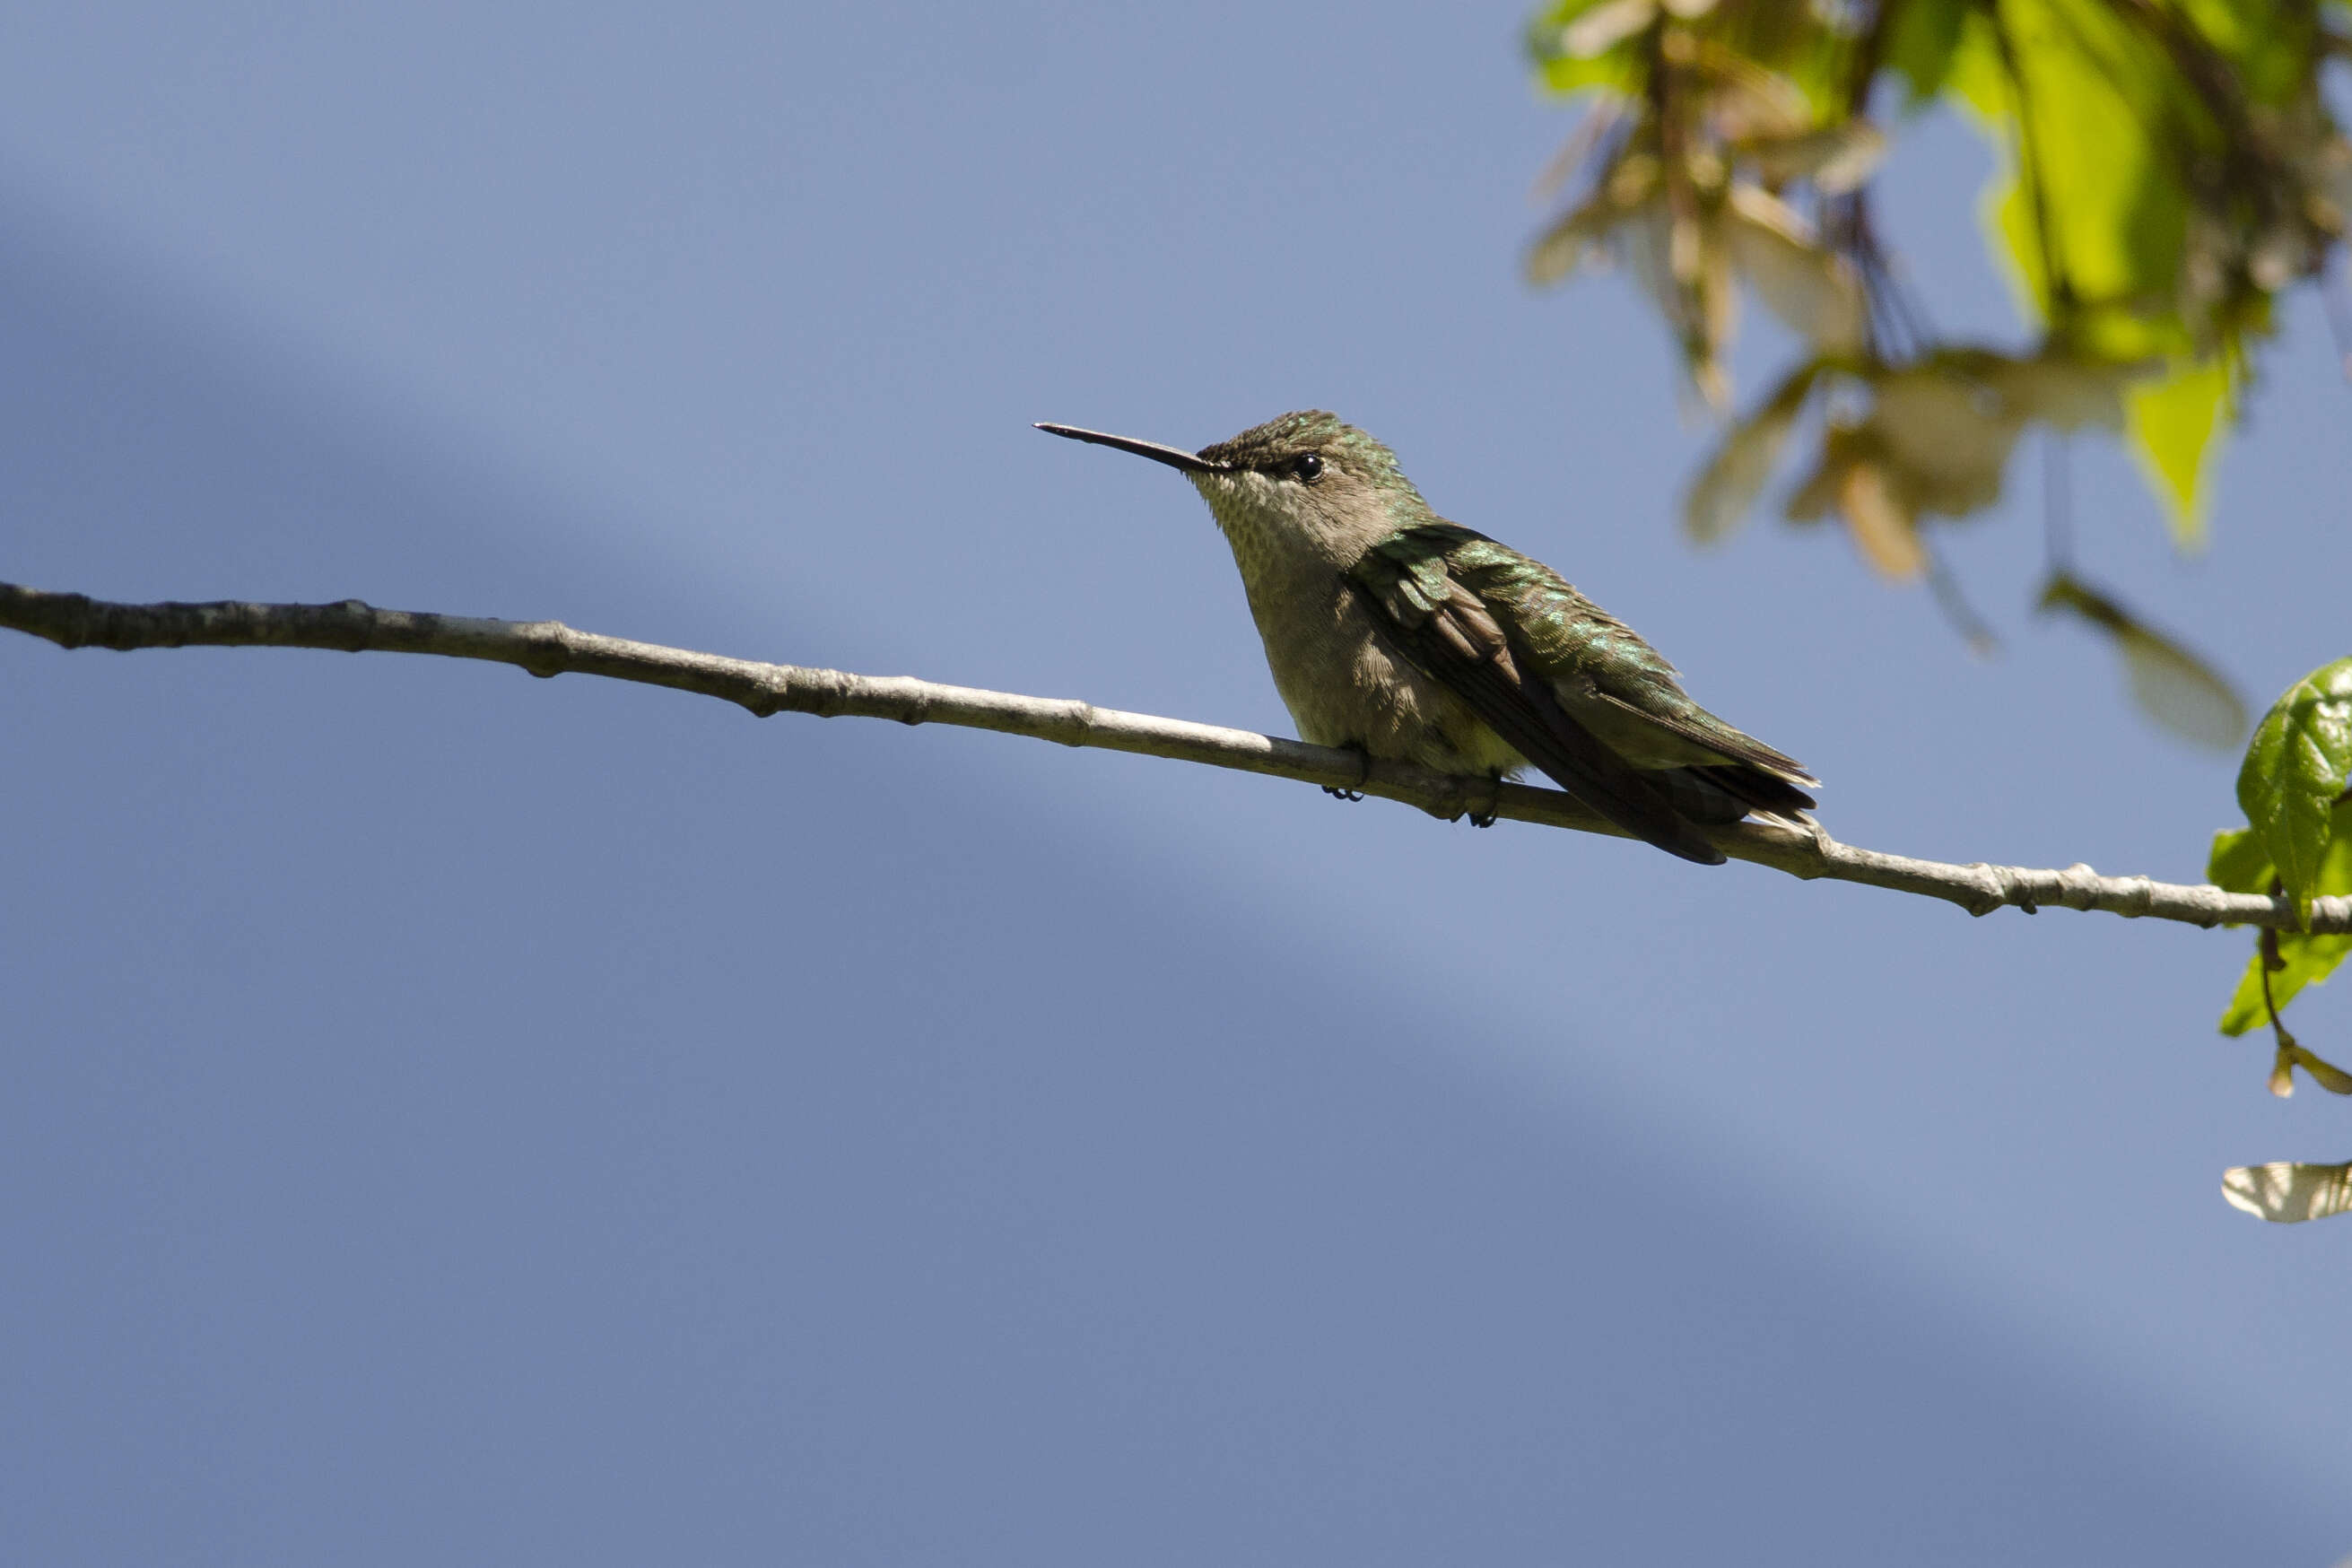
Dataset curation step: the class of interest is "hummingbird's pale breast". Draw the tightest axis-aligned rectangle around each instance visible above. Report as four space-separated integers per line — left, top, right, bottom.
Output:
1186 468 1522 777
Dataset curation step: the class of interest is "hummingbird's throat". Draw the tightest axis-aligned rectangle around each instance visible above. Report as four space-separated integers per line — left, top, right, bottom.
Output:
1189 469 1364 587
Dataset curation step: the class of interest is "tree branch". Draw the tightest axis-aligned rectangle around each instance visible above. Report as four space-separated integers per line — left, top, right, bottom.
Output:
4 580 2339 934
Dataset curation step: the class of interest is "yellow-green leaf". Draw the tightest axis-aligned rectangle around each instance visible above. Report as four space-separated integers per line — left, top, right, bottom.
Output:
2124 359 2232 549
1528 0 1654 94
2218 932 2352 1034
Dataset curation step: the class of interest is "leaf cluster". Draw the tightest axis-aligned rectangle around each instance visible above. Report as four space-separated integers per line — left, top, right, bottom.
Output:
2208 658 2352 1219
1526 0 2349 745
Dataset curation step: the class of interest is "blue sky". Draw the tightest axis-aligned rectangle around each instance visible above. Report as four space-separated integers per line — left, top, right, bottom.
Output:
1 4 2348 1563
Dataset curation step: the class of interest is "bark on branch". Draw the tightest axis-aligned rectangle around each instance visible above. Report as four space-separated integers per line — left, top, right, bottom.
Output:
5 580 2339 935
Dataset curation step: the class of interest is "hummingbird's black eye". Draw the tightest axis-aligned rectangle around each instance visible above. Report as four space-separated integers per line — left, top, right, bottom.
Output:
1292 453 1324 482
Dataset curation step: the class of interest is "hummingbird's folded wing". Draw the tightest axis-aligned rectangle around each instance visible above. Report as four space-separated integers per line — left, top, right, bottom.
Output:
1347 529 1726 865
1439 531 1819 818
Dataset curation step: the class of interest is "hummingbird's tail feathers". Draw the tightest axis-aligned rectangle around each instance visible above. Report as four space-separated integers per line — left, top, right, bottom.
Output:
1586 690 1819 788
1684 762 1817 817
1654 769 1749 826
1653 764 1816 831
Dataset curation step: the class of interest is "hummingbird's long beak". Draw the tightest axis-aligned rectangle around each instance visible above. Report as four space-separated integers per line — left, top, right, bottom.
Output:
1034 422 1233 475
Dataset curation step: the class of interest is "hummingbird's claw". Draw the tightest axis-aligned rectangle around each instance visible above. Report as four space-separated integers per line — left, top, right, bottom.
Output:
1322 745 1372 804
1466 772 1503 828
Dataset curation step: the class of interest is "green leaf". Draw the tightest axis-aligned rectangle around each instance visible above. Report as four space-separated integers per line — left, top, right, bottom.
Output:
1883 0 1970 104
2124 359 2232 549
1949 0 2199 321
1925 0 2297 536
2172 0 2320 105
2215 799 2352 1034
1527 0 1654 95
2217 959 2264 1035
2237 660 2352 922
2206 825 2271 893
2218 932 2352 1034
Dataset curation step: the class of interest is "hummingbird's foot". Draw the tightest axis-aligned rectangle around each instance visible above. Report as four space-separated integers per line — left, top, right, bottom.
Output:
1466 772 1503 828
1322 745 1372 803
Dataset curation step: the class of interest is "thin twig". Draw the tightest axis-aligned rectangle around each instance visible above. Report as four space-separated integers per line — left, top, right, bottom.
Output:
3 580 2341 935
1987 0 2073 313
1922 541 2000 657
2043 431 2074 576
2260 921 2295 1048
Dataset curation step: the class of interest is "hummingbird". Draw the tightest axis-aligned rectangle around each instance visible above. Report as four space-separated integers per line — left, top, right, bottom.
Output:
1036 410 1816 865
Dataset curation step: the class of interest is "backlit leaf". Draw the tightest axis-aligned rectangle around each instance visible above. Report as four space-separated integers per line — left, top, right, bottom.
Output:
2115 628 2247 752
1735 122 1886 193
1561 0 1657 60
2037 574 2245 751
2125 359 2232 550
1979 349 2138 431
1528 0 1654 93
2218 935 2352 1034
1947 0 2195 324
2222 1161 2352 1223
1683 361 1820 543
1869 360 2021 517
1722 186 1865 354
1836 460 1923 580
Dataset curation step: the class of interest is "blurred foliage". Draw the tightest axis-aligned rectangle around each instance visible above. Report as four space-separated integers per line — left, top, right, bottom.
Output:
2037 573 2248 745
2209 658 2352 1216
2222 1157 2352 1219
1524 0 2352 748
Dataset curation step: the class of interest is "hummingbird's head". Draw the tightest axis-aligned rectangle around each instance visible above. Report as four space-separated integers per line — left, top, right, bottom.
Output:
1035 411 1429 558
